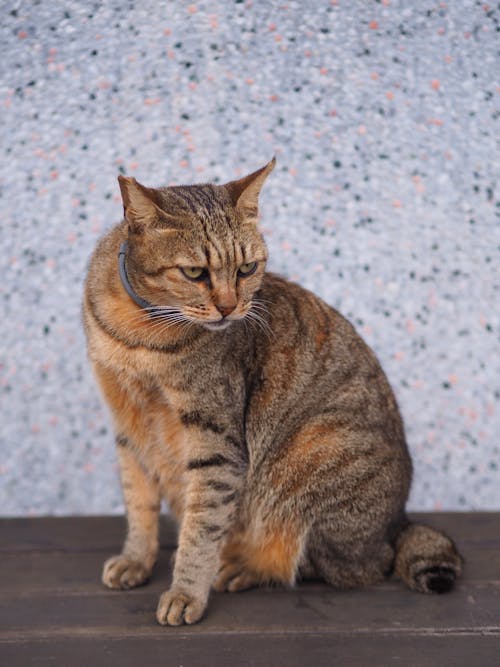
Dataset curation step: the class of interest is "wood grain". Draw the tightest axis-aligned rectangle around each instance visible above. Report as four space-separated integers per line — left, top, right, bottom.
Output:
0 513 498 666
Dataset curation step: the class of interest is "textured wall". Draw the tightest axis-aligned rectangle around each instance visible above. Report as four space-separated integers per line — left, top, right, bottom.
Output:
1 1 498 516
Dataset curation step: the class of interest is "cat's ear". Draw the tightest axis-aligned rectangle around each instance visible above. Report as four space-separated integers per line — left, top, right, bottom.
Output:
118 176 178 233
225 157 276 221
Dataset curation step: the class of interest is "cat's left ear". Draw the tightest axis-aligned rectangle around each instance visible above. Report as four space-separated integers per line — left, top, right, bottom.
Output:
225 157 276 221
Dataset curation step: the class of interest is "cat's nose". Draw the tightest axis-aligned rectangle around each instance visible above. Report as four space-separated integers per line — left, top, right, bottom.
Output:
216 303 237 318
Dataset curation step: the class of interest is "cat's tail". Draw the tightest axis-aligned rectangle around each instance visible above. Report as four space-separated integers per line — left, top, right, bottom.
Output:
394 521 463 594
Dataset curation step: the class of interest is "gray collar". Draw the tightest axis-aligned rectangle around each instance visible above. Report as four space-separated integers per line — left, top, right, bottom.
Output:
118 241 156 314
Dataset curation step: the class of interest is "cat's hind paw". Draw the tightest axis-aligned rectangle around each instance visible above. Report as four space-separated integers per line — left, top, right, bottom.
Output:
102 555 151 590
156 589 206 626
213 562 260 593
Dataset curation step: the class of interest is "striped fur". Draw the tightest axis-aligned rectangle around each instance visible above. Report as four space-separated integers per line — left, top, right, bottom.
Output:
83 159 462 626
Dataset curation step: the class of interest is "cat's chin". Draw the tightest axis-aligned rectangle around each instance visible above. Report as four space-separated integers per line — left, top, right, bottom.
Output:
202 319 234 332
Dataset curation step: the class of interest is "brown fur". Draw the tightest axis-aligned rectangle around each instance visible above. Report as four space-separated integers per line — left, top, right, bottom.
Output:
83 159 462 626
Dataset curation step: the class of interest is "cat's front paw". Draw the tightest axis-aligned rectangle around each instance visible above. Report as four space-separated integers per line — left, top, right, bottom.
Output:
156 589 206 626
102 554 151 590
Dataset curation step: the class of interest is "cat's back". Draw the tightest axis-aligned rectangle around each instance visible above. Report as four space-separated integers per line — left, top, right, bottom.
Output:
247 272 406 456
256 271 376 373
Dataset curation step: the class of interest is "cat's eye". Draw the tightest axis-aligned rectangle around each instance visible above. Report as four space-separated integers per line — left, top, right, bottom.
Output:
238 261 257 277
181 266 206 281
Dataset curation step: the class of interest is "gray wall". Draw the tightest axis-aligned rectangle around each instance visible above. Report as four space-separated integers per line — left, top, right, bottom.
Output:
1 1 498 515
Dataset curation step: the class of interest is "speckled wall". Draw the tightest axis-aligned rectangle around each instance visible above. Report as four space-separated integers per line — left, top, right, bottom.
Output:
1 1 498 516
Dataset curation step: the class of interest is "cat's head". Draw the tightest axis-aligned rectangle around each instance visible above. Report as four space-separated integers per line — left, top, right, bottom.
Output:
118 159 275 331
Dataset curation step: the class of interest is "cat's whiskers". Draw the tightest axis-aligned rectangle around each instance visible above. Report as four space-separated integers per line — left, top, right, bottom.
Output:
250 297 273 313
144 318 193 342
145 313 190 334
125 306 184 326
249 300 274 318
242 313 258 338
245 304 274 341
178 319 198 344
249 303 271 317
140 305 181 315
247 312 273 340
127 316 183 334
147 320 186 336
132 309 192 339
252 296 275 308
149 322 190 341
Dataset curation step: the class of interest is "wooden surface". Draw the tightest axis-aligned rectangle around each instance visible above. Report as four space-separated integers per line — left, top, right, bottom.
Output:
0 513 499 666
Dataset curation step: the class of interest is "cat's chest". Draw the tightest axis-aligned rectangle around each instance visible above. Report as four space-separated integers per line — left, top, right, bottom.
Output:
106 343 226 411
91 310 247 415
92 324 177 389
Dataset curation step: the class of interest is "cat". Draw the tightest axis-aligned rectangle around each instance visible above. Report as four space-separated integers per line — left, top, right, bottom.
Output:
83 158 462 626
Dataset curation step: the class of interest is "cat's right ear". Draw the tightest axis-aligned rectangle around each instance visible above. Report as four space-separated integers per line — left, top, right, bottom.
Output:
118 176 177 234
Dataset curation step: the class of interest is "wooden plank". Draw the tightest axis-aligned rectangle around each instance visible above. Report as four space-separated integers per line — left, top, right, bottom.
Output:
1 634 500 667
411 512 500 545
0 513 497 552
0 514 498 594
1 536 499 594
0 514 498 666
0 516 178 553
0 550 174 594
1 582 499 638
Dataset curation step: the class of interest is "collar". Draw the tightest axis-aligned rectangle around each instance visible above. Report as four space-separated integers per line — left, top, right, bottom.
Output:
118 241 156 314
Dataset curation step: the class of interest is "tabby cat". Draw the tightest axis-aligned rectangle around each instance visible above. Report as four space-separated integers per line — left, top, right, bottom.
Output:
83 158 462 626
